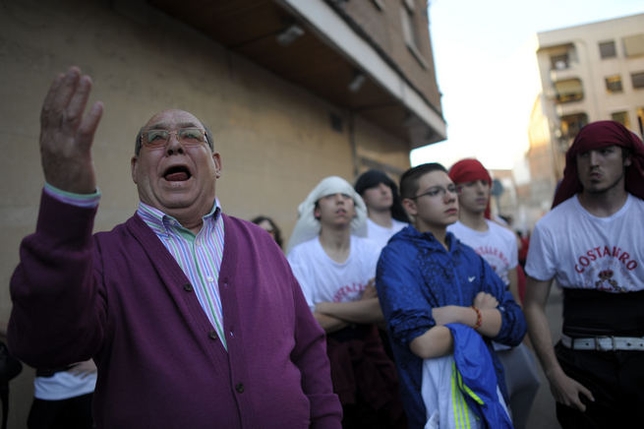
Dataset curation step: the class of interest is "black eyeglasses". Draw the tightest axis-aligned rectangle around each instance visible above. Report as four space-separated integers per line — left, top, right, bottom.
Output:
141 128 208 148
409 184 459 200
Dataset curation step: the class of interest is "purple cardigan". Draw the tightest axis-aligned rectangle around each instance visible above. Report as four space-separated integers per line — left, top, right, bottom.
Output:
9 192 342 428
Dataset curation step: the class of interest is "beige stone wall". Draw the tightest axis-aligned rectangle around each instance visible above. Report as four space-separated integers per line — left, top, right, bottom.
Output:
0 0 411 425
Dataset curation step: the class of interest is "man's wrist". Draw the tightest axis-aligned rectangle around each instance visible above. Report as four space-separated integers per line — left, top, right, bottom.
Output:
44 182 100 208
471 305 482 329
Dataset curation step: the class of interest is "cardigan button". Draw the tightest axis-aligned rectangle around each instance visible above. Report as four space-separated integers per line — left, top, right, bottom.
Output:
235 383 245 393
208 330 218 341
183 283 193 292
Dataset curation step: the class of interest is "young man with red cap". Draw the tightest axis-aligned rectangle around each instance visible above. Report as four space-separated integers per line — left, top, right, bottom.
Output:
447 158 540 429
523 120 644 428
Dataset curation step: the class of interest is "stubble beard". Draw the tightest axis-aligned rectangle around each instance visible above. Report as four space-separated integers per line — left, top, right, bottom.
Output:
583 169 625 196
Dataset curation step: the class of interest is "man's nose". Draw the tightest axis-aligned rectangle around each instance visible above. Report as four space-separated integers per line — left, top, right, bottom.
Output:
165 133 185 155
335 193 345 202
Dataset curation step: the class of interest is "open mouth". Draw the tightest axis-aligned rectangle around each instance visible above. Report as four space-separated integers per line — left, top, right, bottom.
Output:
164 166 192 182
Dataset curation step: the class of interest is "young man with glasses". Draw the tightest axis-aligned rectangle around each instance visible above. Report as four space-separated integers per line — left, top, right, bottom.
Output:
524 121 644 428
375 162 526 428
7 66 342 428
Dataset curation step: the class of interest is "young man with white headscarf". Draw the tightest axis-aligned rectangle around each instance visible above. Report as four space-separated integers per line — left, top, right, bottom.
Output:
287 176 407 429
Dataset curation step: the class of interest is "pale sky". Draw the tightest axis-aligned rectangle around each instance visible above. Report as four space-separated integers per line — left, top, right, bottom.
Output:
410 0 644 171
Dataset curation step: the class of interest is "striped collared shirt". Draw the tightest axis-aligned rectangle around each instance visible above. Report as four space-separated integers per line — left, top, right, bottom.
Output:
137 201 227 350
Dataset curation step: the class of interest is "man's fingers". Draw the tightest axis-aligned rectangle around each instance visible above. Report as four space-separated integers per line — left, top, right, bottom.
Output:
40 66 82 130
77 101 104 148
65 74 93 131
578 384 595 404
40 72 65 125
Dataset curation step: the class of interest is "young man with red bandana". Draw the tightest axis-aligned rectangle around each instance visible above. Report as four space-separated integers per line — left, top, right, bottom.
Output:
524 121 644 428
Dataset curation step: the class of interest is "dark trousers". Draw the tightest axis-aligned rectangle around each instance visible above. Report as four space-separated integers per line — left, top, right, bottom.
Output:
555 342 644 428
27 393 94 429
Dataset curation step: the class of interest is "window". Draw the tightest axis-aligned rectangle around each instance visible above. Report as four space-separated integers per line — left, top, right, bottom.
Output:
623 34 644 58
611 111 630 129
632 72 644 89
400 0 428 68
546 44 574 70
550 53 569 70
560 113 588 139
599 41 617 59
605 75 623 93
554 79 583 103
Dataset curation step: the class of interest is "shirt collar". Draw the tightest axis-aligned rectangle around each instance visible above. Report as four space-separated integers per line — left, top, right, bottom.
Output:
136 200 222 236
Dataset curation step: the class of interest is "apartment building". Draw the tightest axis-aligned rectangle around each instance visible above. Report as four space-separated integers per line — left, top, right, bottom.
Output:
535 13 644 176
523 12 644 226
0 0 445 425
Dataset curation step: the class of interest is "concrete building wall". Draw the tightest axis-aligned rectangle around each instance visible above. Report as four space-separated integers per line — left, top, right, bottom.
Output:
523 12 644 234
537 13 644 145
340 0 442 109
0 0 414 425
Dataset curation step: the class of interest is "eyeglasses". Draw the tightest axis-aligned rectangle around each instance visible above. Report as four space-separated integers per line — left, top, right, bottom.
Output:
410 184 459 200
141 128 208 148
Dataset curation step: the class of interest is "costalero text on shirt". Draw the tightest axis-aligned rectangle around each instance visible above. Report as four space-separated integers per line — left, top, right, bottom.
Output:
575 245 638 273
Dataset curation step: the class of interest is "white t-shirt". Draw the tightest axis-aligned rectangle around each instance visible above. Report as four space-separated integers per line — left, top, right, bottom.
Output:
365 218 408 250
449 219 520 352
525 194 644 292
287 235 380 311
448 220 518 287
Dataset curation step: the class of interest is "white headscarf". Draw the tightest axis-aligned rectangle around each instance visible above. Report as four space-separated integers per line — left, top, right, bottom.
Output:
285 176 367 254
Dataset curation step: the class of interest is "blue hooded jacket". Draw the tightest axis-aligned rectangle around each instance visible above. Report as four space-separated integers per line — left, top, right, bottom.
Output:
376 225 526 428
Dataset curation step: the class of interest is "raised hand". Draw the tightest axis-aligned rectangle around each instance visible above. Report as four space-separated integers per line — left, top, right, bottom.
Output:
40 66 104 194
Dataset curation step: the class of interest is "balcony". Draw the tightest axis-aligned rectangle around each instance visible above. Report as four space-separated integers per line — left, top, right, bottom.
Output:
549 62 578 82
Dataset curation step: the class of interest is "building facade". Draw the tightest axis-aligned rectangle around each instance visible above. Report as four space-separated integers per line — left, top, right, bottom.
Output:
0 0 445 426
520 12 644 229
535 13 644 174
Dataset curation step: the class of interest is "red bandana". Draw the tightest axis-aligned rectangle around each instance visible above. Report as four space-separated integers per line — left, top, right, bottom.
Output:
449 158 492 219
552 121 644 208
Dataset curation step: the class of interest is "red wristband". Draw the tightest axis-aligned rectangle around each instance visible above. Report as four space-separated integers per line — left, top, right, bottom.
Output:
471 305 482 329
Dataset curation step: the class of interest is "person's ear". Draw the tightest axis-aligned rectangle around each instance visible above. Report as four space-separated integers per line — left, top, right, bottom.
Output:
402 198 418 217
131 156 139 184
213 152 222 178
